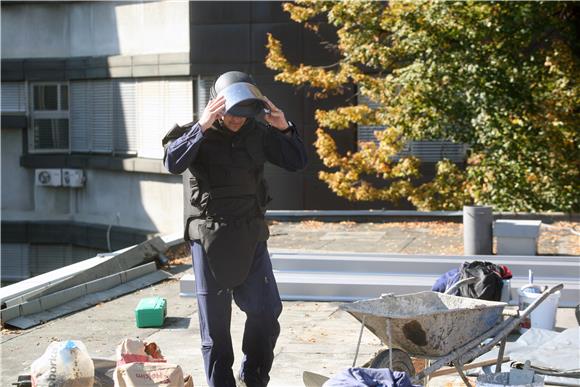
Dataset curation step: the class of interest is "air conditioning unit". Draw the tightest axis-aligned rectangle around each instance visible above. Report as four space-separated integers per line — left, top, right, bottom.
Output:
35 169 62 187
62 169 85 188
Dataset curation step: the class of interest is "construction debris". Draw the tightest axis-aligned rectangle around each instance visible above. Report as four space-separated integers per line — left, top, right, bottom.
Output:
1 237 172 329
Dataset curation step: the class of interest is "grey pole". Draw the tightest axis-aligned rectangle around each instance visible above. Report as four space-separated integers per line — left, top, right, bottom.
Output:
463 205 493 255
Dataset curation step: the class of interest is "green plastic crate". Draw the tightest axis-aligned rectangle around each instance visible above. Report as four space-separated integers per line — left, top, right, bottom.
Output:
135 297 167 328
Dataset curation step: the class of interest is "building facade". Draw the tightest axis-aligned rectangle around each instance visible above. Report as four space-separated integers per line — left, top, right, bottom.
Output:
2 1 191 282
1 1 461 283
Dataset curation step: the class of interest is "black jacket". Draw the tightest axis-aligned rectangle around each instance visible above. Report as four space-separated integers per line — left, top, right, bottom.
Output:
163 118 307 241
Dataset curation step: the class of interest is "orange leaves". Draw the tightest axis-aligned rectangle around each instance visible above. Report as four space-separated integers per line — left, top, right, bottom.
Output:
266 34 356 97
268 1 580 211
409 160 471 211
315 105 376 130
314 128 341 168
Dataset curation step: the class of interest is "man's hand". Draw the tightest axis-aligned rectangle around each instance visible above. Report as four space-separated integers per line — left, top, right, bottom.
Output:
199 95 226 132
263 97 290 130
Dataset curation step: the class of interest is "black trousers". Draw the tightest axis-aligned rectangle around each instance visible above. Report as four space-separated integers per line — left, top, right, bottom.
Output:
190 241 282 387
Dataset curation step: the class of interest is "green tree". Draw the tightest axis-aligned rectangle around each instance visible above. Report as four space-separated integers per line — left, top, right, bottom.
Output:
266 0 579 211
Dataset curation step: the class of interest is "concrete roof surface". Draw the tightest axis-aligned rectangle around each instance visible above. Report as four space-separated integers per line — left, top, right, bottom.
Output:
1 220 578 386
1 264 578 387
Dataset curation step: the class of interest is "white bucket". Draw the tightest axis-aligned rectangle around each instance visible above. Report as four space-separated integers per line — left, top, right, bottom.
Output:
517 287 561 334
477 372 544 387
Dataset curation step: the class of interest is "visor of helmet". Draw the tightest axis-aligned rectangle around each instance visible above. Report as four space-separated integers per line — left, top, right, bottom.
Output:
217 82 267 118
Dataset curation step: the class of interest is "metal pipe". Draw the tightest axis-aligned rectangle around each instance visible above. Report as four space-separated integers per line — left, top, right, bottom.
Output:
387 319 393 370
352 315 366 367
463 205 493 255
495 338 507 373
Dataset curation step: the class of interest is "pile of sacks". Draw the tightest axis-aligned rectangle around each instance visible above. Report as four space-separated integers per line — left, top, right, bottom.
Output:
30 338 193 387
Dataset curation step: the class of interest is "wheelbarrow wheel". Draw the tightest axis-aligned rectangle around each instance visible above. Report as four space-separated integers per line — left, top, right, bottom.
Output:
369 348 415 376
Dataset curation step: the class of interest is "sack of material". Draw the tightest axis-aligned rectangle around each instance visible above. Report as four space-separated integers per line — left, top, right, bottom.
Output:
31 340 95 387
113 362 185 387
113 339 194 386
115 338 166 366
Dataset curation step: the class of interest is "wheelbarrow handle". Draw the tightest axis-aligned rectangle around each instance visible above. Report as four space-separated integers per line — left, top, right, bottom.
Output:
444 277 478 295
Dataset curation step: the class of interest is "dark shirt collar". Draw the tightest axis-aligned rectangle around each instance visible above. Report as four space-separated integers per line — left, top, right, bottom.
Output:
213 118 255 137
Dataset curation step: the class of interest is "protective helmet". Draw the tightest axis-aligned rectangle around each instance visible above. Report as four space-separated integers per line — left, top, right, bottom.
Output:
210 71 267 117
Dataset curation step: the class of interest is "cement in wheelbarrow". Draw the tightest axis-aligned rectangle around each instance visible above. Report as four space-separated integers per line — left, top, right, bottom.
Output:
340 292 506 357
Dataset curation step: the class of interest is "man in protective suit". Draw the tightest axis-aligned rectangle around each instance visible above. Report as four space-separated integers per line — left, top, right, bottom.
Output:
163 71 307 387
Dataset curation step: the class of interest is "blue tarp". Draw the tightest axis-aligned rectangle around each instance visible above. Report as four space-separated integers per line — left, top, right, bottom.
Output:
432 267 460 294
323 368 422 387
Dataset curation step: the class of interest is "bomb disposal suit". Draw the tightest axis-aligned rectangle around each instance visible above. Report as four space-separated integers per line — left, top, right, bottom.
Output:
163 71 307 387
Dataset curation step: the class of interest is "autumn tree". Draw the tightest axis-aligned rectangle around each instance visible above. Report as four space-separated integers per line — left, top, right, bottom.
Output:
266 1 579 212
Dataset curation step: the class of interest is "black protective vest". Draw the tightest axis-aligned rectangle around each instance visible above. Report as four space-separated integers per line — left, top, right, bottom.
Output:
183 119 271 240
181 119 271 288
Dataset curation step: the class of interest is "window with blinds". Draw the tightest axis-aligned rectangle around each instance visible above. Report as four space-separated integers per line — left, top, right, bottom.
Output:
138 78 193 159
115 81 138 153
23 78 193 157
357 95 467 162
196 75 216 120
69 78 193 158
1 82 27 113
1 243 30 283
70 80 138 154
29 244 72 277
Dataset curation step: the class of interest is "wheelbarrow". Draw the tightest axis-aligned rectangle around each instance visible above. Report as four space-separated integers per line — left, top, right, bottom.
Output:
306 283 564 387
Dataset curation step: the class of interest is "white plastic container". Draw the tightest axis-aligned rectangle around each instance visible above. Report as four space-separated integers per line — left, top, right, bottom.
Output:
518 286 561 333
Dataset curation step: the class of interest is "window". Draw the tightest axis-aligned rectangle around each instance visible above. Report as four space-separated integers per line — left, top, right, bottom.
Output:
356 94 384 146
357 94 467 162
70 80 115 153
196 75 216 120
137 78 193 159
30 83 69 152
70 78 192 158
1 243 29 283
1 82 27 112
28 78 193 158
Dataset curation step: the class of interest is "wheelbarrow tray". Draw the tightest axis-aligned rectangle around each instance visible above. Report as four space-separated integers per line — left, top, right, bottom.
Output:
340 291 506 357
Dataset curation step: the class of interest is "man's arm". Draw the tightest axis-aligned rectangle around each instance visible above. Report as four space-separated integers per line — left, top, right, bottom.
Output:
163 95 226 174
163 122 205 174
262 123 308 172
260 97 307 171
